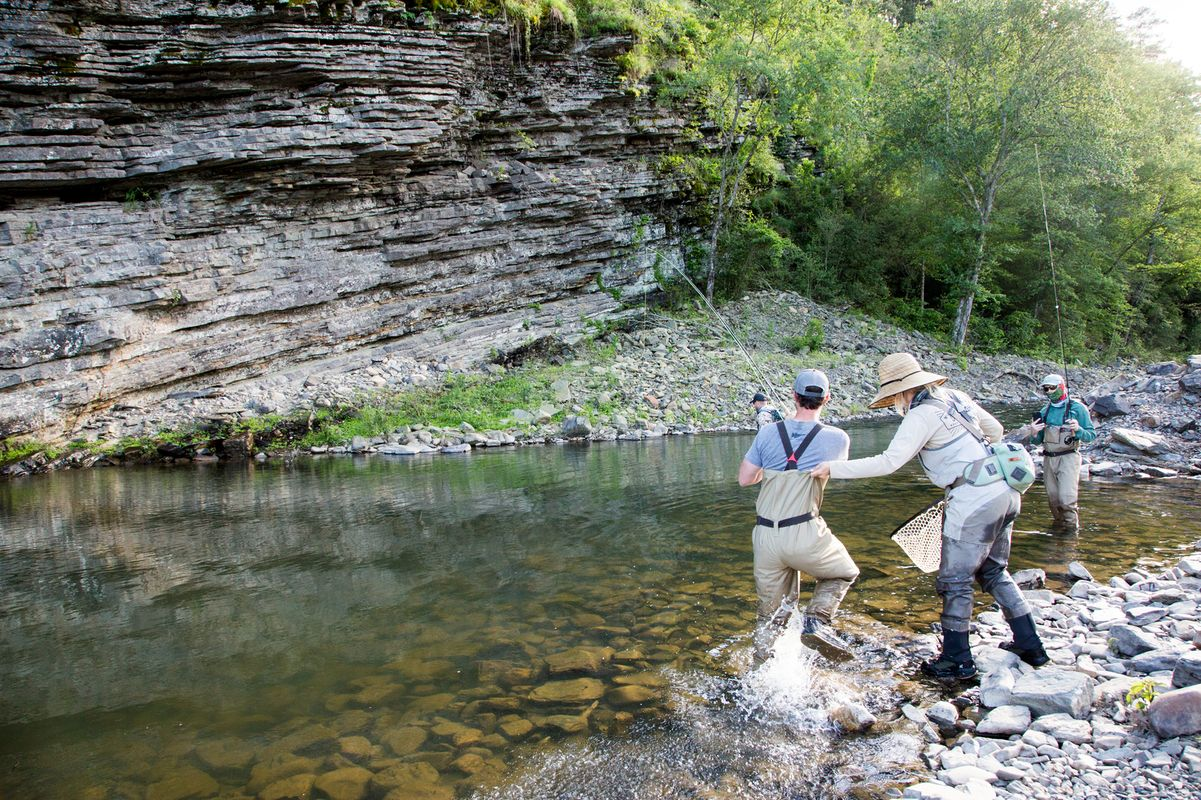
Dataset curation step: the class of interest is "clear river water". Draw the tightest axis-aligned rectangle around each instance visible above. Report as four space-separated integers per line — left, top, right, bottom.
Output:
2 420 1199 800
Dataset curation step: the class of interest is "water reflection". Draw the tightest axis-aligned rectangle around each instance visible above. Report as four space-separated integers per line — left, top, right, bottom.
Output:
0 423 1198 799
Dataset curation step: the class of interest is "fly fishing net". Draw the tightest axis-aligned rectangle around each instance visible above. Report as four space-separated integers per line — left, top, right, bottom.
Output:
891 499 945 573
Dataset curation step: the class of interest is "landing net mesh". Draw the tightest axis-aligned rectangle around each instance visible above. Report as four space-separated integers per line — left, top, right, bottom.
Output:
891 499 945 573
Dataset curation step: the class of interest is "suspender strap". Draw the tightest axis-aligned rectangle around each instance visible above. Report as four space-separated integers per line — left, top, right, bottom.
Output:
756 512 816 529
774 420 824 471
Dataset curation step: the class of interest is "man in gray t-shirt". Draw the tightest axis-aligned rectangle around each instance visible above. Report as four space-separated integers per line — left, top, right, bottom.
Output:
738 368 858 662
744 417 850 471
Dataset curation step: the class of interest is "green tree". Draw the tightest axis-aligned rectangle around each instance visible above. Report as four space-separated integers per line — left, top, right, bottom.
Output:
877 0 1134 346
670 0 882 300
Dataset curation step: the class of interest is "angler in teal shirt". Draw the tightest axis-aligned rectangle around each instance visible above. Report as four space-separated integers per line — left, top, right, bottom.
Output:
1025 373 1096 530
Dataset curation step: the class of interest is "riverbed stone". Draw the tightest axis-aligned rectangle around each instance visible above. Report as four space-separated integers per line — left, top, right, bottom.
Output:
1029 713 1092 743
528 678 605 704
545 646 613 675
1171 651 1201 688
980 667 1016 709
381 726 428 756
1126 605 1169 626
145 767 219 800
313 766 373 800
829 702 876 734
1012 569 1045 589
247 756 321 794
193 739 256 775
903 781 968 799
260 773 316 800
498 718 534 740
1148 685 1201 738
1067 561 1094 582
1109 624 1160 656
1129 647 1187 674
371 762 449 799
606 685 657 705
1011 669 1093 718
976 705 1030 737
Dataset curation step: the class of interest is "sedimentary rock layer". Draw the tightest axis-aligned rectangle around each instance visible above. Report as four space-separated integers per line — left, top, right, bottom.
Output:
0 0 689 440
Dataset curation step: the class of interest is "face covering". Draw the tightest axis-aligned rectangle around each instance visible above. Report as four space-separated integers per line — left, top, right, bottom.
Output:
1043 385 1066 403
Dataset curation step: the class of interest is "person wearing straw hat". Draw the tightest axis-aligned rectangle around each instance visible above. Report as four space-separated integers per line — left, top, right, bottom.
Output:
1018 373 1095 531
738 369 858 663
812 353 1048 681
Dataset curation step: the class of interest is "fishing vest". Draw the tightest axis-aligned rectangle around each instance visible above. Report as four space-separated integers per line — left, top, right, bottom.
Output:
916 393 1035 494
914 392 995 489
1037 400 1082 456
754 422 826 530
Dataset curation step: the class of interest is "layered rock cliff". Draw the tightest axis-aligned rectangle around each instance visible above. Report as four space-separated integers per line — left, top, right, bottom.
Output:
0 0 691 442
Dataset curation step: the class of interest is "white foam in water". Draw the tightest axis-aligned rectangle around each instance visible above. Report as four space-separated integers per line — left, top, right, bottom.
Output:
476 615 872 799
736 613 859 731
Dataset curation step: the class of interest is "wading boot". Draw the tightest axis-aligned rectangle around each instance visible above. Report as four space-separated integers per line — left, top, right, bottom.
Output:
920 629 977 682
1000 613 1050 667
800 615 854 663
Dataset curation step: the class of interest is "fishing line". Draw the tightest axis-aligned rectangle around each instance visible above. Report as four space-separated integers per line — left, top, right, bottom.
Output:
1034 143 1070 388
659 255 786 409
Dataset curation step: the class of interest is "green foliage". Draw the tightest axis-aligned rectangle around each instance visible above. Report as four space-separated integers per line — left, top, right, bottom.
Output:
0 439 53 467
122 187 154 212
1124 678 1159 729
783 318 825 354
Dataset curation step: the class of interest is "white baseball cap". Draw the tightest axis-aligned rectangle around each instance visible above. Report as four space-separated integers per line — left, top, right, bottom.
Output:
1040 373 1065 388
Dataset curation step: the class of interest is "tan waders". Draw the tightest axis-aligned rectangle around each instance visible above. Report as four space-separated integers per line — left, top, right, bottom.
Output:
1042 425 1081 530
752 434 858 661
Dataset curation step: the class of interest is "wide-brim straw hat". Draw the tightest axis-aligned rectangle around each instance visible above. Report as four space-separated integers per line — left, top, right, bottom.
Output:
869 352 948 409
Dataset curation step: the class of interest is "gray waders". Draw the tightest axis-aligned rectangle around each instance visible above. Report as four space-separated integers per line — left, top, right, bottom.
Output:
1042 425 1081 530
752 423 858 660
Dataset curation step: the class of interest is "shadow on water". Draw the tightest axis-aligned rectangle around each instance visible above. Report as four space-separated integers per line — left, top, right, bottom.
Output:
0 420 1198 798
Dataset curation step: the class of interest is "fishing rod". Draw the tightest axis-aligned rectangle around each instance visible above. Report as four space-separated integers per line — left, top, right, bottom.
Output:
1034 143 1071 390
658 255 787 410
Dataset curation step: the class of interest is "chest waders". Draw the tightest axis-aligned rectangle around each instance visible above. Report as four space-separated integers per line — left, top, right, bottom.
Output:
1038 402 1082 530
752 422 858 637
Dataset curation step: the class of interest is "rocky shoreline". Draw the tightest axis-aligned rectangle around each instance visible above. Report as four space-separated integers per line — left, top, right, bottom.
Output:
896 548 1201 800
5 293 1200 483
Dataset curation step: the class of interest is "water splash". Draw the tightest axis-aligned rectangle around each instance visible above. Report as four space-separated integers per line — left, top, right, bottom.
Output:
475 617 875 800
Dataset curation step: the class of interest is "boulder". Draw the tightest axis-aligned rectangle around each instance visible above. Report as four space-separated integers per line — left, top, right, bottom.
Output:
1011 668 1094 718
1109 624 1159 657
561 415 592 438
1129 647 1188 674
1148 685 1201 738
1089 393 1133 418
1146 361 1182 376
1181 372 1201 394
1110 427 1170 455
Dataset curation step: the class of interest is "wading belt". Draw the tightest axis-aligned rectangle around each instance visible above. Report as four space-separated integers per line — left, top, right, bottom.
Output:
1043 449 1078 458
756 421 823 530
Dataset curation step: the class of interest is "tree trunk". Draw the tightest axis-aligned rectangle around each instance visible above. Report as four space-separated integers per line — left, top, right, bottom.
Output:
951 222 988 346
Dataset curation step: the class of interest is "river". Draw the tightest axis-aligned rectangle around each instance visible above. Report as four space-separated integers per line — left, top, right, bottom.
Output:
1 422 1198 799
